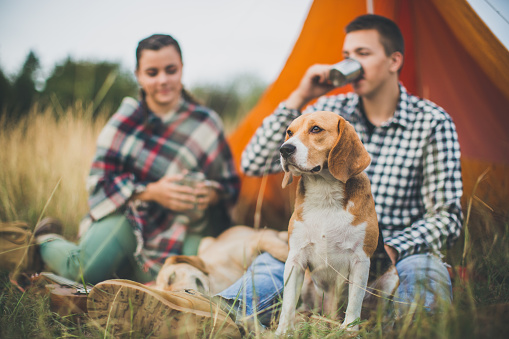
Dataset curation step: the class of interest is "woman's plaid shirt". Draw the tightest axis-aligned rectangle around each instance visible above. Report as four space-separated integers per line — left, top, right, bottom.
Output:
241 85 463 260
85 97 240 274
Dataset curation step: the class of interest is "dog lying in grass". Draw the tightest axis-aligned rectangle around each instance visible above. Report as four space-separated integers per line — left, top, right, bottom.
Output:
155 225 289 295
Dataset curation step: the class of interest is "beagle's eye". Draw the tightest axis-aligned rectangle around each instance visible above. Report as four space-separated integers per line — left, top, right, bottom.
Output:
287 129 293 137
310 126 323 133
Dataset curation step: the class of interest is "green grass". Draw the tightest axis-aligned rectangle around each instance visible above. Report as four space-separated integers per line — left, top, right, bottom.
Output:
1 106 509 338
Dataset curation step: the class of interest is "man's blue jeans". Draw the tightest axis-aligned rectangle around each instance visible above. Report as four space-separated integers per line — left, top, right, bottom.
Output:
394 253 453 315
218 252 452 326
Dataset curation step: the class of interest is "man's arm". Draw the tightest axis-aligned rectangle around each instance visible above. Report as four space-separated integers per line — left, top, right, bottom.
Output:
240 105 301 176
384 118 464 260
241 64 336 176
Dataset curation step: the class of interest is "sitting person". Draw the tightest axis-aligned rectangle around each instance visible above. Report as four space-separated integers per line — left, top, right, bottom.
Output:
35 34 240 285
86 14 463 337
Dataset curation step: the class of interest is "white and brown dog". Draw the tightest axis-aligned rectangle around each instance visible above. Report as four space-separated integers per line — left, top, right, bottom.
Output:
276 111 398 334
155 226 289 295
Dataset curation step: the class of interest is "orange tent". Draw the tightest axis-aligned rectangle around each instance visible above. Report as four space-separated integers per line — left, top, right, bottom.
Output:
228 0 509 230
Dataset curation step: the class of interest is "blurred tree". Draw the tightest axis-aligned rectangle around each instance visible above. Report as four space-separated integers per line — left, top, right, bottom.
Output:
0 67 12 118
42 58 138 117
191 73 266 124
10 51 40 118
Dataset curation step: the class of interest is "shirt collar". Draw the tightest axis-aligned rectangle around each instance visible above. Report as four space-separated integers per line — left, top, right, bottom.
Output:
390 84 412 129
349 83 412 129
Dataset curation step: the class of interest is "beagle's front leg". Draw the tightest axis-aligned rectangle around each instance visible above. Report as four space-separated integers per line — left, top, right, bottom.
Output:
341 257 370 331
275 257 305 335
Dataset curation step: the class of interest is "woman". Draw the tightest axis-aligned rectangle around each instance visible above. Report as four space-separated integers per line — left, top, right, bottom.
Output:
36 34 240 284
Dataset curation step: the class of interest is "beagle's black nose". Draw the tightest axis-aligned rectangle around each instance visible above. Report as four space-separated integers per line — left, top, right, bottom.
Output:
280 143 296 158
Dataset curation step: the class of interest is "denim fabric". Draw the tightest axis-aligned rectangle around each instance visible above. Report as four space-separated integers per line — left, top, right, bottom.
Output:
217 252 452 326
218 252 286 326
394 253 452 314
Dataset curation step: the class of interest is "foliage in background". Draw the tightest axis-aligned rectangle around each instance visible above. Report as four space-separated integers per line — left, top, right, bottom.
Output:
0 51 266 129
12 51 42 116
191 73 266 132
0 67 11 114
42 58 139 118
1 51 41 120
0 50 139 121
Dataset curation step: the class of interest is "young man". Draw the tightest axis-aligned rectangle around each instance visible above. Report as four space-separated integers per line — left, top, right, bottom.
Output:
237 13 463 319
88 14 463 336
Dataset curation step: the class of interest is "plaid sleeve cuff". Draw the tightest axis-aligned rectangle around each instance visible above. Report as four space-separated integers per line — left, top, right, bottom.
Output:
384 206 462 261
384 219 439 260
88 175 144 221
240 102 301 176
385 231 418 260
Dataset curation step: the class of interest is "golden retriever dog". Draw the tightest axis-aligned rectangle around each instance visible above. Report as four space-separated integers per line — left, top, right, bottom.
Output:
155 226 289 295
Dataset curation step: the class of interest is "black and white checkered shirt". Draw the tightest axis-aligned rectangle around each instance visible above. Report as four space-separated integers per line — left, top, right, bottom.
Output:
241 85 463 260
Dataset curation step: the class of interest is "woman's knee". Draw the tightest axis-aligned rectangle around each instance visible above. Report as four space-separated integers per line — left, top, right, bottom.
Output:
79 213 137 283
80 213 136 252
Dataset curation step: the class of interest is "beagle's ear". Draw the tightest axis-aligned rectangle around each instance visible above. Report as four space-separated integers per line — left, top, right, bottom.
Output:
164 255 209 275
328 118 371 183
281 171 293 188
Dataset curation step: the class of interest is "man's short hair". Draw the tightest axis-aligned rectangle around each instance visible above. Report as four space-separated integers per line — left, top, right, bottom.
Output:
346 14 404 56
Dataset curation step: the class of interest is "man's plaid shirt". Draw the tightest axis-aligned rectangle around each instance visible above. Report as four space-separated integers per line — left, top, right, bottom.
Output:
241 85 463 260
85 97 240 274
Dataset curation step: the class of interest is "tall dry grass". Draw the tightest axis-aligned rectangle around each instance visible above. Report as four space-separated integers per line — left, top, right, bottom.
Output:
0 104 106 238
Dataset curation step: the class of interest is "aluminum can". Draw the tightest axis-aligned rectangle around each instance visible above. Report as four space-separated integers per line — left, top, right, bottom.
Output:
177 171 205 188
329 59 363 87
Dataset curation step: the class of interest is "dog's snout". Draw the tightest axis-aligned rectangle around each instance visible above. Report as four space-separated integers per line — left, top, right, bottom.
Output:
280 143 296 158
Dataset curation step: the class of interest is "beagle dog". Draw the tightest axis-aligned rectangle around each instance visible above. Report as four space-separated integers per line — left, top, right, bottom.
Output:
275 111 398 334
155 226 289 295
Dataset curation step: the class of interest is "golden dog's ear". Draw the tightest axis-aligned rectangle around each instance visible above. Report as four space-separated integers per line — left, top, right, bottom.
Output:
164 255 209 275
281 171 293 188
328 117 371 183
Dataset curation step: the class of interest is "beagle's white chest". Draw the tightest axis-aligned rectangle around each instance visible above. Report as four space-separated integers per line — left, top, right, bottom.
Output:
288 179 369 288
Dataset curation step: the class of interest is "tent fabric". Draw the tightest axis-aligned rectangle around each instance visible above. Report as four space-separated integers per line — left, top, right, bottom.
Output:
228 0 509 230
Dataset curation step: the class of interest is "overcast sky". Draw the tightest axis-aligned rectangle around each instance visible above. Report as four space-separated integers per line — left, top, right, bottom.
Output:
0 0 312 86
0 0 507 87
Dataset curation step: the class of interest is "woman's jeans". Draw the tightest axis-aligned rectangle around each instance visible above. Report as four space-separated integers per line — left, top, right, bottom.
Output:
218 252 452 326
39 213 153 284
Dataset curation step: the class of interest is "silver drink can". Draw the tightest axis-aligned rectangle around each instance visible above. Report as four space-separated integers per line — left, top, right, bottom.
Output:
177 171 205 188
177 171 206 214
329 59 363 87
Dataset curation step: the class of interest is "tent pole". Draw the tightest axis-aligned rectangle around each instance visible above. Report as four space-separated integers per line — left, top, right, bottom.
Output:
367 0 374 14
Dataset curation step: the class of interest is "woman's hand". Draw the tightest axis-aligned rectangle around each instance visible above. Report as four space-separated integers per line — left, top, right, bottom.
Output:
193 181 220 211
286 64 336 110
139 174 194 211
133 174 219 212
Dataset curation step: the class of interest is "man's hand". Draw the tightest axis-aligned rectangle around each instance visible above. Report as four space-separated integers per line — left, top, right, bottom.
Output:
286 64 336 110
384 244 399 265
